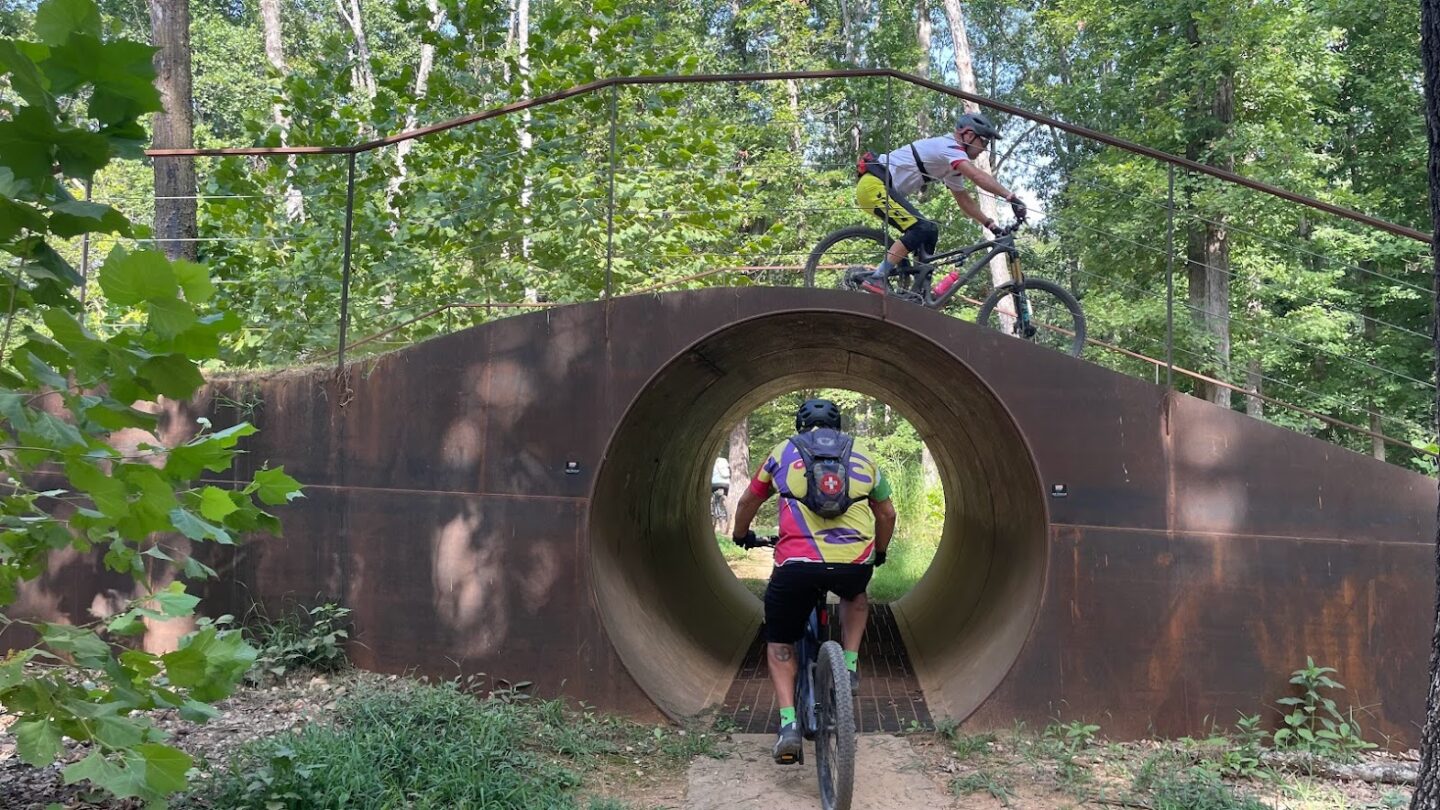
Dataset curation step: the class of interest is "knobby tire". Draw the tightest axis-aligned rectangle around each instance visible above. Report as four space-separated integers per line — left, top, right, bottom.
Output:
814 640 856 810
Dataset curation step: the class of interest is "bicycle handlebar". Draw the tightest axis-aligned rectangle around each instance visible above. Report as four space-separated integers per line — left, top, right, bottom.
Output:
734 532 778 549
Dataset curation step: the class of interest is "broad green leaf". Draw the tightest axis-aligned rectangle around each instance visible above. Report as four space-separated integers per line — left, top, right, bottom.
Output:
152 581 200 618
136 743 191 794
147 296 197 339
34 0 102 46
0 649 38 689
98 247 178 306
0 196 47 241
250 466 304 506
161 627 256 701
15 717 62 766
164 424 256 478
177 699 219 723
169 508 232 544
63 750 144 799
199 486 239 521
172 260 214 303
65 457 129 520
137 353 204 399
48 200 130 238
0 41 54 114
39 623 111 668
106 612 147 637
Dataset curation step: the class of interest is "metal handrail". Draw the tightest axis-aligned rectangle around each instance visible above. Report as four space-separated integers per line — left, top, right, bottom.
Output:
144 69 1430 244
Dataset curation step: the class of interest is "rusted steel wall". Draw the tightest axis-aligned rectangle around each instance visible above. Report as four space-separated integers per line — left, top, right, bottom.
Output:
10 287 1434 744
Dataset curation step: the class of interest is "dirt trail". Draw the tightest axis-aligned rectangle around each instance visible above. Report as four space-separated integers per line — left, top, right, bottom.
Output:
683 733 957 810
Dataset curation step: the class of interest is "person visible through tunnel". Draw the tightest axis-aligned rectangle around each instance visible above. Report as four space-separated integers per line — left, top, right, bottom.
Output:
730 398 896 764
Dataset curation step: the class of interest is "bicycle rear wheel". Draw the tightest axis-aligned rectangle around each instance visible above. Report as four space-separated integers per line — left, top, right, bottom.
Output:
976 277 1087 357
814 640 856 810
804 227 889 290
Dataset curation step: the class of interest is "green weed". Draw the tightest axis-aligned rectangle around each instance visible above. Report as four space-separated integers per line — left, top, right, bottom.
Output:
950 770 1013 805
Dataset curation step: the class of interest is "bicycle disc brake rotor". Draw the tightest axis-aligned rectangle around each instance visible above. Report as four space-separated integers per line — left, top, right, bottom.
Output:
840 266 868 291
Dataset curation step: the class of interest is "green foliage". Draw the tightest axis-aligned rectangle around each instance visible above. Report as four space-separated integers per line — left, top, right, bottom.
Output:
1133 755 1269 810
1045 719 1102 753
195 678 721 809
1271 657 1376 760
244 601 351 684
0 0 301 802
950 769 1014 804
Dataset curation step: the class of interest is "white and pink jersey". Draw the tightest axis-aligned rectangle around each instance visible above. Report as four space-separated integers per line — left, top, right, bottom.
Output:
875 136 970 196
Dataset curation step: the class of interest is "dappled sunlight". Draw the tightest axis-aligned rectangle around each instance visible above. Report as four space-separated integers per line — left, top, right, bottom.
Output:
431 508 501 643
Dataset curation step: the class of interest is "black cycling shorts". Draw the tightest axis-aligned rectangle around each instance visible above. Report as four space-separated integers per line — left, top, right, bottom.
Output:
763 562 873 644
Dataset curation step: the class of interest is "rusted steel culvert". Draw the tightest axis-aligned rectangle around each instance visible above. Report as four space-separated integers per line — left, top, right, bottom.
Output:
590 310 1049 723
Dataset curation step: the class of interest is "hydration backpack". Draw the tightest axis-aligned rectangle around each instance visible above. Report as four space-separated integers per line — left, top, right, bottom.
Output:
788 428 856 519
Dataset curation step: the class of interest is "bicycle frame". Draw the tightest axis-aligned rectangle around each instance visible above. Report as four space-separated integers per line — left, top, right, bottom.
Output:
895 233 1022 309
794 594 829 739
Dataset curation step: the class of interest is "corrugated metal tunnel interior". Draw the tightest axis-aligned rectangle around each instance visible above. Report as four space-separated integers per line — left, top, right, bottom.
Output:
589 311 1051 722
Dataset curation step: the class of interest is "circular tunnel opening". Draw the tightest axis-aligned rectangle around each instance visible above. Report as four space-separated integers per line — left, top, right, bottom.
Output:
709 388 947 605
589 310 1049 723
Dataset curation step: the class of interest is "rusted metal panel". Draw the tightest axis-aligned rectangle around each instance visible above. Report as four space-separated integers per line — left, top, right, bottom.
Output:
968 524 1431 742
1166 392 1434 544
15 288 1435 747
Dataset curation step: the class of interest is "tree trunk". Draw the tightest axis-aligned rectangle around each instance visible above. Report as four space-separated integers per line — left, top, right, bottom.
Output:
725 419 750 530
514 0 536 298
386 0 444 205
941 0 1011 292
1182 19 1234 408
1414 1 1440 804
916 0 931 132
1186 217 1232 407
259 0 304 222
148 0 197 262
335 0 376 101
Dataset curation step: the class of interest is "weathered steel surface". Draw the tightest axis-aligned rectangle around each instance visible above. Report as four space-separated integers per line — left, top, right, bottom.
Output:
10 287 1434 745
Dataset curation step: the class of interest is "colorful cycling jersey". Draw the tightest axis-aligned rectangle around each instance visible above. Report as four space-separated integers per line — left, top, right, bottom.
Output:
747 437 893 565
875 135 971 196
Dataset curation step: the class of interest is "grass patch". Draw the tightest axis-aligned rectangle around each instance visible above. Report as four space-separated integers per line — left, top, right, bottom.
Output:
192 678 720 809
950 769 1014 805
1133 751 1267 810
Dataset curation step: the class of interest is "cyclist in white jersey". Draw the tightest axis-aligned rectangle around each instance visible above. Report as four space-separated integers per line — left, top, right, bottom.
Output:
855 112 1027 295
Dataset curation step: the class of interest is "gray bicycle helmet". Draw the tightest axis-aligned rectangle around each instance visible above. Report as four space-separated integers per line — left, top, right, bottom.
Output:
795 398 843 432
955 112 1000 140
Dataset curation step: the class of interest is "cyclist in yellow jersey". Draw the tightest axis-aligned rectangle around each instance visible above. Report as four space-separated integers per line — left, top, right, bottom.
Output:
731 398 897 764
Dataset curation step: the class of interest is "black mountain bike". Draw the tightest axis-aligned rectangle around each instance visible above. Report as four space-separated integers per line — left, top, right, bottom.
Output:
804 222 1087 357
742 535 856 810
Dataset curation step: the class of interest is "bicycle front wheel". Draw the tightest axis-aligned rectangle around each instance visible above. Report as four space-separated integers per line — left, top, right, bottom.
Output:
814 640 856 810
977 277 1087 358
804 227 888 290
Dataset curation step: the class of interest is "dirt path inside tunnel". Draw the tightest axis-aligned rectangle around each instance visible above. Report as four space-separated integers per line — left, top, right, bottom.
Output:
682 733 960 810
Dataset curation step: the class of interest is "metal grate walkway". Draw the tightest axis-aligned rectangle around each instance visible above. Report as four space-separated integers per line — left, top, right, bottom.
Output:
716 603 931 733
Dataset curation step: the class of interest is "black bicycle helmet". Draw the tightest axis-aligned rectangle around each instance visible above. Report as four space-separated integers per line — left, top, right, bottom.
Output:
795 398 842 432
955 112 1000 140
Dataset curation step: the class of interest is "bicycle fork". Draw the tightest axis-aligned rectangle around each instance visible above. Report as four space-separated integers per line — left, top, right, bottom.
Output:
1007 257 1037 339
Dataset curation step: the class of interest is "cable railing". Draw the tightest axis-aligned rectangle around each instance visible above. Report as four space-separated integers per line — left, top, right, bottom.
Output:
99 69 1435 465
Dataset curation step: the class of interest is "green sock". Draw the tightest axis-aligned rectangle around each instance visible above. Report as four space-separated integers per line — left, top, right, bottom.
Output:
844 650 859 672
779 706 797 727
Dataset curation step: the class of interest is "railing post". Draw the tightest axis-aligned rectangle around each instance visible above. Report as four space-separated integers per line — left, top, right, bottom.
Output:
337 152 358 370
79 178 93 307
1165 163 1176 388
604 84 618 299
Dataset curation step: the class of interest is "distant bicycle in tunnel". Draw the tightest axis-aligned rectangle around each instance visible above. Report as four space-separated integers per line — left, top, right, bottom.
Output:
804 222 1087 357
741 533 857 810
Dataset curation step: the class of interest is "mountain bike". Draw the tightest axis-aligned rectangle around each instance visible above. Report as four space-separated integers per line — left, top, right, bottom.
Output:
803 222 1087 357
741 534 856 810
710 487 729 533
